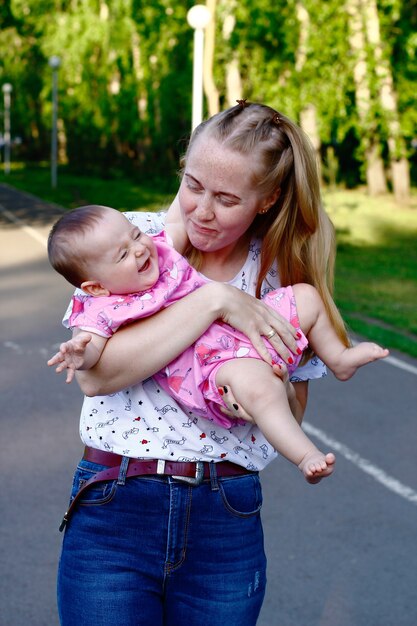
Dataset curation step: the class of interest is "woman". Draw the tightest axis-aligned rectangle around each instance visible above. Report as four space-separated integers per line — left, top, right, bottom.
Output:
57 102 348 625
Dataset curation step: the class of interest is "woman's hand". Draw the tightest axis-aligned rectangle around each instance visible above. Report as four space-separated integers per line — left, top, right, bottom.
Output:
217 285 299 365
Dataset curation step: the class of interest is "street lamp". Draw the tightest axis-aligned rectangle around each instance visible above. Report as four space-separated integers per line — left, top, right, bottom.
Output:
187 4 211 131
2 83 13 174
49 55 61 188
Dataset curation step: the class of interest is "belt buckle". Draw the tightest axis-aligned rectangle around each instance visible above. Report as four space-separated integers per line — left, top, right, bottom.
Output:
173 461 204 486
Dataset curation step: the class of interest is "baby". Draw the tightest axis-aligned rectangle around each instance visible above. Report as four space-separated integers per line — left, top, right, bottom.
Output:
48 205 389 481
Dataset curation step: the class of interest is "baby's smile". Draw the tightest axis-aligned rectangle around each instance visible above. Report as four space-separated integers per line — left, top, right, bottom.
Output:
138 258 150 273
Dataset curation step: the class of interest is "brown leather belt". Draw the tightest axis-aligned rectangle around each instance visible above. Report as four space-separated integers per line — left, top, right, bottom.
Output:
59 446 255 532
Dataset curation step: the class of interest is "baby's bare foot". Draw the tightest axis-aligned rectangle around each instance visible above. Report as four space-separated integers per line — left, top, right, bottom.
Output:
334 342 389 381
299 451 336 483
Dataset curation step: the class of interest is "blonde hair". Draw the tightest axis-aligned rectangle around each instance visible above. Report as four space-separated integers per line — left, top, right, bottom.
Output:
182 102 349 351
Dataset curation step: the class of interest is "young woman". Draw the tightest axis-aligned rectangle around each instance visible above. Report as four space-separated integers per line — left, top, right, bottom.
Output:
56 102 348 625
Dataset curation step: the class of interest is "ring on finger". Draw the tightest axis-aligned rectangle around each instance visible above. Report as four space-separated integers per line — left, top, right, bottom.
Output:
264 328 276 340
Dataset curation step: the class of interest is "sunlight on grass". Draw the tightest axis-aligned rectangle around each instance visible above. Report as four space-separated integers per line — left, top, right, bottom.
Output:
323 188 417 356
324 189 417 246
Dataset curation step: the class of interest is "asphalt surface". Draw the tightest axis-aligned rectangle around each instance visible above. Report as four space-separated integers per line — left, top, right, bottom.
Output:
1 183 416 626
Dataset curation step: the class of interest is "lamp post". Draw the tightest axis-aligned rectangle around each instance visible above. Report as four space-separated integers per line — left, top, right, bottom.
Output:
187 4 211 131
2 83 13 174
49 55 61 188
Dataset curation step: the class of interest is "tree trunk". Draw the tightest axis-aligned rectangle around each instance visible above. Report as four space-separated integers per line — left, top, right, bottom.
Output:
221 1 243 105
131 30 146 120
203 0 220 116
300 104 321 172
391 159 411 203
363 0 410 202
346 0 387 195
225 57 242 105
296 3 322 173
58 118 68 164
366 143 388 196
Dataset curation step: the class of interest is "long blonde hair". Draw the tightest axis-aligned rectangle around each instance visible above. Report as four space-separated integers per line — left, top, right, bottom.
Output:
183 102 349 350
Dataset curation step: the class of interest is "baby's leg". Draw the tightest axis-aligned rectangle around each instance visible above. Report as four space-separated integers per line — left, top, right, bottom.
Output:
293 283 389 381
216 358 335 481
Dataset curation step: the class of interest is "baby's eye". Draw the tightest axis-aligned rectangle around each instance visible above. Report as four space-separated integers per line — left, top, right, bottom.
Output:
120 250 128 261
134 231 141 240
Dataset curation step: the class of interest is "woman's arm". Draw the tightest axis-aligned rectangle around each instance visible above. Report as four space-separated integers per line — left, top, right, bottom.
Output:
76 281 299 396
165 193 188 254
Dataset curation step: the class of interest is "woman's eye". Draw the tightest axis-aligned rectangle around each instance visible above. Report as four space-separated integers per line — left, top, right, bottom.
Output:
186 181 201 192
219 196 236 207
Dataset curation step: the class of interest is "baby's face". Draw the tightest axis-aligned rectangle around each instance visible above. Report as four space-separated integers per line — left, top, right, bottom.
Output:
84 209 159 295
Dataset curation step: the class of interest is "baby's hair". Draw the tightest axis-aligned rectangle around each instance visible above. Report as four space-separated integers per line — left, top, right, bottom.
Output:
48 205 110 287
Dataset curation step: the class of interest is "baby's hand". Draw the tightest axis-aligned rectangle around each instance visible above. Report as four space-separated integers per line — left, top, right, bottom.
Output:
47 333 93 383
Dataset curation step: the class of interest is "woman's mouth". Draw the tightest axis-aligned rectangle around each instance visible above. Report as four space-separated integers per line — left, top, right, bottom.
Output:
191 221 217 235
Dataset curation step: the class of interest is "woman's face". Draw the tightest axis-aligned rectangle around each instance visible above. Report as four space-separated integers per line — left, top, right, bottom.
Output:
178 135 269 254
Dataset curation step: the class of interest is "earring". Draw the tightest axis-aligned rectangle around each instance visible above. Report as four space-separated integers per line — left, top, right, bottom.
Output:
259 208 269 214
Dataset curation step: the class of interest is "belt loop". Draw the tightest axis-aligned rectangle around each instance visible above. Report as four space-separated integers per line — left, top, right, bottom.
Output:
117 456 130 485
209 461 219 492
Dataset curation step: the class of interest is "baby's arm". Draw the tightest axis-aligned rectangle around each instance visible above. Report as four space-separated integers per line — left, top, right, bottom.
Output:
47 330 107 384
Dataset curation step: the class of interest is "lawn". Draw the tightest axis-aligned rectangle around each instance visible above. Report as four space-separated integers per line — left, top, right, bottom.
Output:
324 189 417 357
2 164 417 358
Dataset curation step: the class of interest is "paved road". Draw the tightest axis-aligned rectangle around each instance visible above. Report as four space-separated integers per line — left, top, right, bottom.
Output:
1 183 416 626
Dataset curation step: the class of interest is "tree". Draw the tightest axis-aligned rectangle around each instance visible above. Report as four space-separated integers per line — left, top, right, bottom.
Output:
347 0 388 195
203 0 220 116
0 0 416 196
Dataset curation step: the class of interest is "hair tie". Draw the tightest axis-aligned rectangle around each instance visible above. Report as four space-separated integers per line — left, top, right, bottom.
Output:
236 99 248 108
272 113 281 125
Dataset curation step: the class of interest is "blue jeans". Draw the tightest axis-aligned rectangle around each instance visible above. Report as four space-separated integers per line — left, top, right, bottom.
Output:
57 459 267 625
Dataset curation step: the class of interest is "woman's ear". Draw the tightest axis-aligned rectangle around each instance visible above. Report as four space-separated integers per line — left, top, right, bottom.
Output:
258 188 281 214
80 280 111 297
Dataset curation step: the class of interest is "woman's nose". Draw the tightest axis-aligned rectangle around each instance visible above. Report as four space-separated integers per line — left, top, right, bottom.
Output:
195 194 214 219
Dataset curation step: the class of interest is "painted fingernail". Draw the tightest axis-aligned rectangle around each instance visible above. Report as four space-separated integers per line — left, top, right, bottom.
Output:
288 356 294 364
218 387 224 396
233 403 239 411
223 386 228 393
296 332 302 339
272 360 282 368
296 348 302 355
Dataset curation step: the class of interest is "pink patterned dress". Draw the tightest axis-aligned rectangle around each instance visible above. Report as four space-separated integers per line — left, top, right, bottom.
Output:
69 231 308 428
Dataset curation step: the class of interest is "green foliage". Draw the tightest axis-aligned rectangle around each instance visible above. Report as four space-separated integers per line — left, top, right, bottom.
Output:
0 0 416 186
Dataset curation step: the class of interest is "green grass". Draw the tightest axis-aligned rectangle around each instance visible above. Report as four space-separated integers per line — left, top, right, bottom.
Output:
1 164 417 358
0 163 176 212
324 189 417 357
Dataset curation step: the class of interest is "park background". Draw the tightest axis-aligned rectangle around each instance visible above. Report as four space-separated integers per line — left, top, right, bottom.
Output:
1 4 417 625
0 0 416 356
